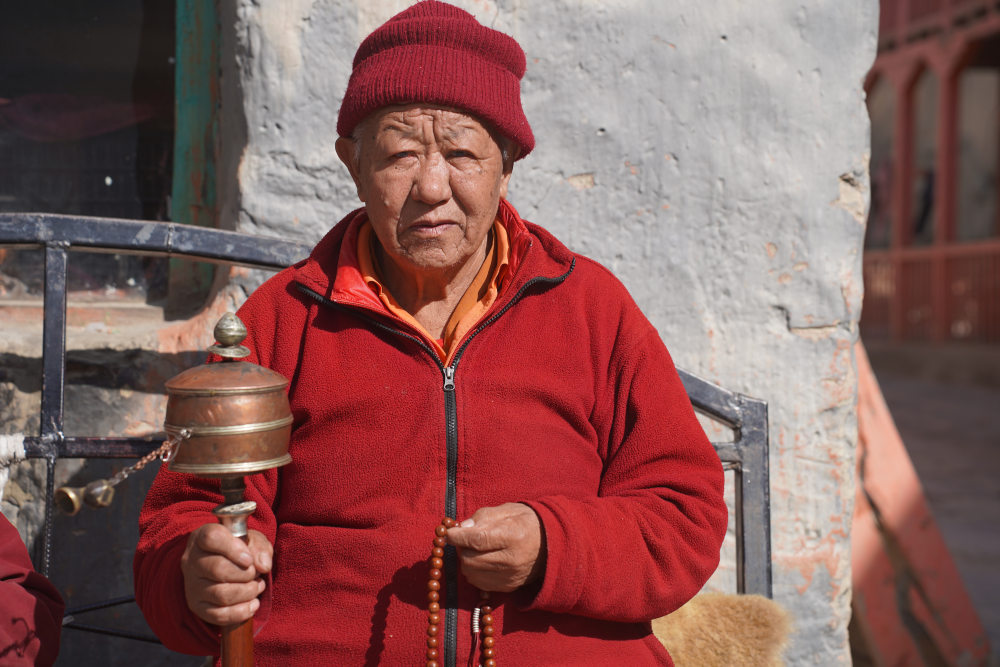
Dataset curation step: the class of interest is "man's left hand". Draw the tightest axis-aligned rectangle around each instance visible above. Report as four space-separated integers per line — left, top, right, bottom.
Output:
445 503 546 593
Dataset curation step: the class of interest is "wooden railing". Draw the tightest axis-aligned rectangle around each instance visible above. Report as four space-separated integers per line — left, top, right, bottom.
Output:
862 240 1000 343
878 0 996 47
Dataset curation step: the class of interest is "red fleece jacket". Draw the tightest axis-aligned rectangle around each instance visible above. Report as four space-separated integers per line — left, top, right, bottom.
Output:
0 514 65 666
134 202 727 667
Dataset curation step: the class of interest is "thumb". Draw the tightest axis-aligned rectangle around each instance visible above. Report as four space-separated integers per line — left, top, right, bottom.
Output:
446 503 520 546
443 517 475 551
447 520 508 553
445 524 490 551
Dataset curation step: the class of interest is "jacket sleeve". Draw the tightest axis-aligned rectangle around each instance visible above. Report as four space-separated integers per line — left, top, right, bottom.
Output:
0 513 65 667
517 317 728 623
133 462 280 655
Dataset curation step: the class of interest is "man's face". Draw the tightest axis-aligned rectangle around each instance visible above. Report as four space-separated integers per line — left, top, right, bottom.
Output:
336 105 514 275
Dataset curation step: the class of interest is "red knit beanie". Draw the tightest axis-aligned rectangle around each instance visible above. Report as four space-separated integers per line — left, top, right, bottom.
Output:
337 0 534 159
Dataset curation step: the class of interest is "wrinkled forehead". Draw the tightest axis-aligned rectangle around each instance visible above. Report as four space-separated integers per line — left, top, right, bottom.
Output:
365 104 490 139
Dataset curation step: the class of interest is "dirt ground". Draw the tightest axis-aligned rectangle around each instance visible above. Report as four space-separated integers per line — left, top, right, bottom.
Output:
874 370 1000 659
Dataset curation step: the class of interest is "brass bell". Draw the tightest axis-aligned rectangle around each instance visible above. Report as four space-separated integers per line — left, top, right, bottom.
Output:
54 479 115 516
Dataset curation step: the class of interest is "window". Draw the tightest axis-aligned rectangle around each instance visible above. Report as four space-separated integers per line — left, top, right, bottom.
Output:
957 35 1000 242
0 0 175 303
866 76 895 250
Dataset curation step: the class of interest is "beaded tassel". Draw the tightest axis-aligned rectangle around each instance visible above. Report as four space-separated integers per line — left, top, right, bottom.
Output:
429 518 497 667
476 590 496 667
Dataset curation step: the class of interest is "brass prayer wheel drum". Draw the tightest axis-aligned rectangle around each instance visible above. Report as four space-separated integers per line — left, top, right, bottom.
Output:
165 313 292 476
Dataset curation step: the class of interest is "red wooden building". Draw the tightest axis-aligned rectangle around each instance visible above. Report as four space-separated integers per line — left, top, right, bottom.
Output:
863 0 1000 344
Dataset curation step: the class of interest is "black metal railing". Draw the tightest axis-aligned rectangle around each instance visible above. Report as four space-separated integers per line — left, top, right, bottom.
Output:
679 372 771 597
0 212 771 644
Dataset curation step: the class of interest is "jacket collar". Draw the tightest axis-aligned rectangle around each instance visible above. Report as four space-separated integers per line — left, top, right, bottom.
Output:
293 199 573 319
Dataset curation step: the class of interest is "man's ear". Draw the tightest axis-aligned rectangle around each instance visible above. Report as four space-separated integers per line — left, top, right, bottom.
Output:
498 144 520 200
335 137 366 203
503 143 521 176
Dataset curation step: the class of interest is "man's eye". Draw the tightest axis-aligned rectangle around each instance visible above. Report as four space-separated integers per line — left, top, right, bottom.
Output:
392 151 413 159
448 150 472 159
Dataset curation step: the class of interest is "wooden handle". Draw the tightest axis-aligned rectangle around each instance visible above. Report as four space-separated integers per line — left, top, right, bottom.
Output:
221 617 254 667
218 496 254 667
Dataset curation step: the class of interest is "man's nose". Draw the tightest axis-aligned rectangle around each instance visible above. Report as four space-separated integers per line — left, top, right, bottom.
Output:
410 152 451 205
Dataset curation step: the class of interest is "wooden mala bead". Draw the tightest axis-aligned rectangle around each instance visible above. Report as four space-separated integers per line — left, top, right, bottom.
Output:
430 518 497 667
427 518 455 667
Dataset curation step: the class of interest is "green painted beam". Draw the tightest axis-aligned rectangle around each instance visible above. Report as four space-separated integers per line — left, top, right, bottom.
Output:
170 0 219 312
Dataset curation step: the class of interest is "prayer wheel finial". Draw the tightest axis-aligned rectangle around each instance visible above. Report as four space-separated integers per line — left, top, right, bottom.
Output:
208 312 252 359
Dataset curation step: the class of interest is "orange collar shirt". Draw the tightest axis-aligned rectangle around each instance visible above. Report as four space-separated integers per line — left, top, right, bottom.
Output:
356 218 510 365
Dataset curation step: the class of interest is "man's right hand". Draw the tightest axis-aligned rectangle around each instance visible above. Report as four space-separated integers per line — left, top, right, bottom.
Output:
181 523 272 626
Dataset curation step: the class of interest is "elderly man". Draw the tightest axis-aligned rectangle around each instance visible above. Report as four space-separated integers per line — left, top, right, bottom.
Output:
134 2 727 666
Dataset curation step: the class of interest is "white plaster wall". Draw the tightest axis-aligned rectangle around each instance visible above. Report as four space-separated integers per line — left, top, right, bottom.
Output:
227 0 877 663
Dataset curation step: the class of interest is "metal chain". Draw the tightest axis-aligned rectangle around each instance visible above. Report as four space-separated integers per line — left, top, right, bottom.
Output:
107 430 190 488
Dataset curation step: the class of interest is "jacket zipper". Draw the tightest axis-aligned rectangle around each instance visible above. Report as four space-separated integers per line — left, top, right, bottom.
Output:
295 258 574 667
442 365 459 666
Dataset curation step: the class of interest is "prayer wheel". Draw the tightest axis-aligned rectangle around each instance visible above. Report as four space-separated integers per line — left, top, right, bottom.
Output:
165 312 292 667
165 313 292 476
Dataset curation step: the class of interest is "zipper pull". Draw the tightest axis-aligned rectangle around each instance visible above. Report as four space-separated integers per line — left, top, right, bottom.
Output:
443 367 456 391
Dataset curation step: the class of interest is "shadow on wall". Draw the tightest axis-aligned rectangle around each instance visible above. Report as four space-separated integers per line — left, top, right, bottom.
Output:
850 342 992 667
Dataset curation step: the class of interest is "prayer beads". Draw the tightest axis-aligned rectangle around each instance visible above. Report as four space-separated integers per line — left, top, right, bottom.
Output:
429 518 496 667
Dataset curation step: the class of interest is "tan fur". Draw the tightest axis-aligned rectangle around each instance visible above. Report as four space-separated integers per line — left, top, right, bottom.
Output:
652 593 793 667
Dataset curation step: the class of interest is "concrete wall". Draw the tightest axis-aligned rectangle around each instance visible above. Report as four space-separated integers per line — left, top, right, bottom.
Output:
228 0 876 663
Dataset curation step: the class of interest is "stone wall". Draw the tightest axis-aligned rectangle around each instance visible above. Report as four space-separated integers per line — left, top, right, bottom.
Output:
228 0 876 663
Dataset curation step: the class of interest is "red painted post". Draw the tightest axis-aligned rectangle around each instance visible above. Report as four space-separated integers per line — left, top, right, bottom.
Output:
931 64 959 342
898 0 910 43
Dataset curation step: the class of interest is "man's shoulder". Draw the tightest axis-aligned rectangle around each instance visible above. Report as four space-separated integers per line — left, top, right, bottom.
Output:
522 223 631 295
524 224 638 307
243 261 310 310
234 261 314 361
239 208 360 314
570 254 631 292
520 223 655 347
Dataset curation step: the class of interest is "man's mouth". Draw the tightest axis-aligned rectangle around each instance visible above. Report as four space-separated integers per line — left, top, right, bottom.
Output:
409 221 457 236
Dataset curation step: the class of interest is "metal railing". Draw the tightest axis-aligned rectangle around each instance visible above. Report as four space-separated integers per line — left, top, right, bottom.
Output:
0 212 771 644
679 370 771 598
862 241 1000 344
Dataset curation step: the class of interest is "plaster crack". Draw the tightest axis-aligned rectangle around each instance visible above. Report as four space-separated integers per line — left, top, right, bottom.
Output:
775 306 848 341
